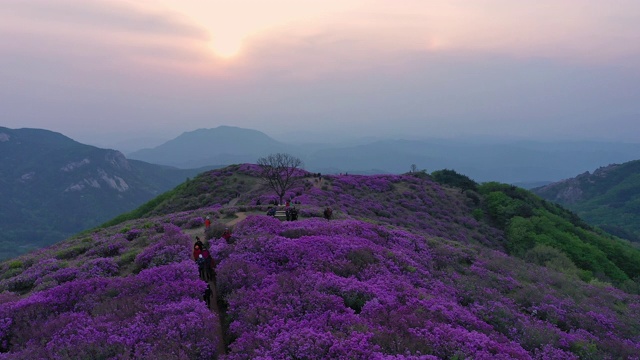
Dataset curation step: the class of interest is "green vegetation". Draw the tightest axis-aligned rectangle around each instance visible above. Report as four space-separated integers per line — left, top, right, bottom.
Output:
8 260 23 269
0 127 208 260
431 169 478 192
100 165 261 229
100 182 189 228
55 242 93 260
534 160 640 242
479 182 640 285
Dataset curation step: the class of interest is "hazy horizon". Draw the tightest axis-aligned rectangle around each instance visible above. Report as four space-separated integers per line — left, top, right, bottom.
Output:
8 124 640 157
2 1 640 146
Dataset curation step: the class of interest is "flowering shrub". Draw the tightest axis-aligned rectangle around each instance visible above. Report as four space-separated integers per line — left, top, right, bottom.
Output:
0 261 216 359
134 224 191 269
85 235 127 258
213 217 640 359
186 216 205 229
50 267 80 284
125 228 142 241
79 258 119 278
0 258 63 293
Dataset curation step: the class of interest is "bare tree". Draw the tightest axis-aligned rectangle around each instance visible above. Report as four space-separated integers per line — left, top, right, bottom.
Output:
257 153 304 205
410 164 418 173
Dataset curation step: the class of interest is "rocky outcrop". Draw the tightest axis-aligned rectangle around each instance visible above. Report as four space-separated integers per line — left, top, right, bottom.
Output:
105 151 131 171
60 159 91 172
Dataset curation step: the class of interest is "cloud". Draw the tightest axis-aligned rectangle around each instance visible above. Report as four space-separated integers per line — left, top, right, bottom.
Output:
1 0 639 144
4 0 208 39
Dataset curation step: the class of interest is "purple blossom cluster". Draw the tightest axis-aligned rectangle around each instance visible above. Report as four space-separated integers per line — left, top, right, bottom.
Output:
211 216 640 359
0 219 218 359
79 258 119 278
0 258 63 293
186 216 205 229
233 171 506 250
236 163 262 176
134 224 191 269
0 260 217 358
125 228 142 241
85 234 127 257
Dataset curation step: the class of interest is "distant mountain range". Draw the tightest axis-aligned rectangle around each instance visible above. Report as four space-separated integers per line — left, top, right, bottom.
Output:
0 127 211 260
533 160 640 242
128 126 640 183
128 126 288 168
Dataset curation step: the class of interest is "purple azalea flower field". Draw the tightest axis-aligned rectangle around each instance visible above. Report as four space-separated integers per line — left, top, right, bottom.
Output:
1 165 639 359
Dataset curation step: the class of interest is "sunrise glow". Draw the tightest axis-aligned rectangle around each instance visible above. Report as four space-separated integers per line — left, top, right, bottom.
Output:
209 36 243 59
2 0 639 142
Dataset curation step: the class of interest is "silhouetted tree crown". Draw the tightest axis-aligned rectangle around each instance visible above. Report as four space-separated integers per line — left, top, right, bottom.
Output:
257 153 304 204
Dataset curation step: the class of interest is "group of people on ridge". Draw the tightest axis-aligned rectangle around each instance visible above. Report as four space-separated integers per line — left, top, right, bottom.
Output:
193 237 215 282
194 227 232 308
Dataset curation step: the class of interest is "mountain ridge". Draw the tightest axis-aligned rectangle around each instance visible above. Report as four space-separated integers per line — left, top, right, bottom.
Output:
1 164 639 358
128 126 289 168
0 126 212 260
533 159 640 242
126 126 640 183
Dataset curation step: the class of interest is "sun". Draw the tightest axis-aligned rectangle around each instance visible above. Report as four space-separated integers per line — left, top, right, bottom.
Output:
209 36 243 59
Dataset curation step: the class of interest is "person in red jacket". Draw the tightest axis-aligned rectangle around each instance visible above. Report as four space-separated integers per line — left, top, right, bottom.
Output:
194 243 206 280
222 228 232 242
193 243 203 260
204 216 211 229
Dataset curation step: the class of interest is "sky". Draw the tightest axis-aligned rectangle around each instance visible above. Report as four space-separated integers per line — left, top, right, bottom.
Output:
1 0 640 148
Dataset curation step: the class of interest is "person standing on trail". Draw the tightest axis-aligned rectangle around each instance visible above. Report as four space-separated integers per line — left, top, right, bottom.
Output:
204 284 212 308
201 246 213 281
193 243 203 259
323 207 333 220
195 237 204 249
222 228 232 242
194 243 207 280
204 216 211 230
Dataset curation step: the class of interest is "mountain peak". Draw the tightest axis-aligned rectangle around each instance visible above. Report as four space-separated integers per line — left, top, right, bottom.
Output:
128 126 288 168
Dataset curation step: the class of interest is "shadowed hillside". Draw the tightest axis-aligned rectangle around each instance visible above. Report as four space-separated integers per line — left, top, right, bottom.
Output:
0 127 211 260
1 164 639 358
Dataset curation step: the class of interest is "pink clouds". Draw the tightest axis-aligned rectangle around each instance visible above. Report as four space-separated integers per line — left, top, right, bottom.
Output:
1 0 640 143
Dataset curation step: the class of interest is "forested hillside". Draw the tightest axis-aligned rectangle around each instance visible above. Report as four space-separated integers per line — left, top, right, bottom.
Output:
0 127 209 260
1 164 639 358
533 160 640 242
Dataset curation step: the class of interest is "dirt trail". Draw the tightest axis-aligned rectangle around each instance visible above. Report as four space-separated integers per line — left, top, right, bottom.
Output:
189 235 226 356
185 213 249 356
184 227 205 238
207 278 227 356
226 212 247 226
